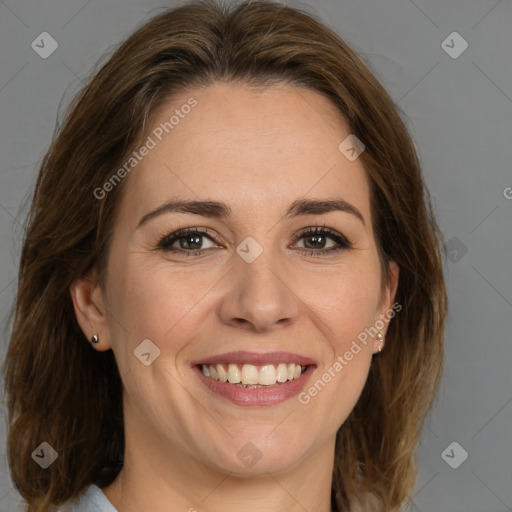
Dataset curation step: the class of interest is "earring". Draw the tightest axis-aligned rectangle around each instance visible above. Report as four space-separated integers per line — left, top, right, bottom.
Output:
90 334 99 344
376 332 384 352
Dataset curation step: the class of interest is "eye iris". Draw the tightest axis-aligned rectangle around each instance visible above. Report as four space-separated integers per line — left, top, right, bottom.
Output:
180 234 202 250
304 234 326 249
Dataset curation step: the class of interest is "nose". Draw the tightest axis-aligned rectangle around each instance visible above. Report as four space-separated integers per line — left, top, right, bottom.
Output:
218 249 300 333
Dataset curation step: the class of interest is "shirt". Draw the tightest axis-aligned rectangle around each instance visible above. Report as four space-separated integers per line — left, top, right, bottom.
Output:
58 484 117 512
62 483 377 512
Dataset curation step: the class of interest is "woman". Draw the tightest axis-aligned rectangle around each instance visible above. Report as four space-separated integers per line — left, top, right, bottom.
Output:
2 0 447 511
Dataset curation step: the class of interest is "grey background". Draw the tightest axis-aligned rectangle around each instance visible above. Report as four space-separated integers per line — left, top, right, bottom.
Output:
1 0 511 510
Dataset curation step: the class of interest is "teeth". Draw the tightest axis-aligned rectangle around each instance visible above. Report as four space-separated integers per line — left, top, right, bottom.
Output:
276 363 288 383
241 364 259 385
259 365 276 385
217 364 228 382
201 363 307 386
227 364 241 384
287 363 295 381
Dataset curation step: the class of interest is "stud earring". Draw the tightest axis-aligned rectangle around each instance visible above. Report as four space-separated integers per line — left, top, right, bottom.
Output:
376 332 384 352
90 334 99 344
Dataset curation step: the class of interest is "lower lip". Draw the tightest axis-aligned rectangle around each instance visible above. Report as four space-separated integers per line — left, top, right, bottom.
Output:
194 365 316 406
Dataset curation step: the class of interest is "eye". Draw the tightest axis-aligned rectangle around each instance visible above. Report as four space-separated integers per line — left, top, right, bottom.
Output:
291 226 352 256
156 225 352 258
157 227 220 256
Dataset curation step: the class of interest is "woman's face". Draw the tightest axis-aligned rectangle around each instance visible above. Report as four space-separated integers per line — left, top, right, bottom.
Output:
80 82 398 477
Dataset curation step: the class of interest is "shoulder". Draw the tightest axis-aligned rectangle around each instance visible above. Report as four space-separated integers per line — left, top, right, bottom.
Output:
55 484 118 512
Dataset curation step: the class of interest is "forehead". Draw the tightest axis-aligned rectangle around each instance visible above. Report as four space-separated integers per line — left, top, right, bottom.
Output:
118 82 371 224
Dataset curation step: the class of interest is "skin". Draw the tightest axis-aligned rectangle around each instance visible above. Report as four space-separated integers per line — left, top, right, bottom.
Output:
71 82 399 512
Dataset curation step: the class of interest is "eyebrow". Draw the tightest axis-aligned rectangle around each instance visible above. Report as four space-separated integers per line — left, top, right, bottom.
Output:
136 197 365 228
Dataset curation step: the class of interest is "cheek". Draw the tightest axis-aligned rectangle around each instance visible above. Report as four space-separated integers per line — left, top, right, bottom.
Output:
299 272 377 427
105 253 215 348
300 259 382 339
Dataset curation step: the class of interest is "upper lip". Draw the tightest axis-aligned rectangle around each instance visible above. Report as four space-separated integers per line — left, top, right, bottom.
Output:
191 351 317 367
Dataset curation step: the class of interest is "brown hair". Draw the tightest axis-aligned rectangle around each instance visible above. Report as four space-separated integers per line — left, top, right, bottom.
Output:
2 1 447 510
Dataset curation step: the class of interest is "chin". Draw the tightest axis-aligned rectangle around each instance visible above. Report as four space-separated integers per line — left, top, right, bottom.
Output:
204 441 308 477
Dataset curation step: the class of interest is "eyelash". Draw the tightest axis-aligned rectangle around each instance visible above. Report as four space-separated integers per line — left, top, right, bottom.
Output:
156 225 352 257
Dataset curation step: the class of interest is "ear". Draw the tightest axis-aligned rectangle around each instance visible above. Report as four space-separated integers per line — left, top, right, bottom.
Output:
70 268 112 352
373 260 400 353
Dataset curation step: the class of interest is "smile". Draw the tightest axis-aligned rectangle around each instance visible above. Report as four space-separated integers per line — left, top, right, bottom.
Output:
201 363 307 387
191 351 317 405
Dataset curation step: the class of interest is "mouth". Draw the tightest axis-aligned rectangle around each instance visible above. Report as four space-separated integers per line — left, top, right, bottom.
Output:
198 362 308 388
191 351 317 406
